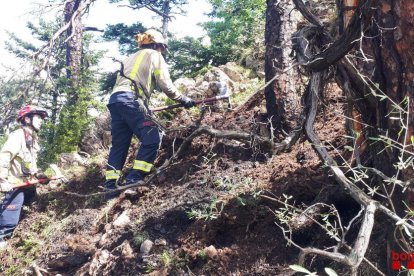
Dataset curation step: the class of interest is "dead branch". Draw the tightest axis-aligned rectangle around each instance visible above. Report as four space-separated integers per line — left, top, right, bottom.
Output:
293 0 379 71
117 3 176 19
299 70 414 274
292 0 323 27
64 124 292 198
267 196 385 275
297 202 376 274
175 125 273 154
28 262 50 276
305 71 414 228
305 72 371 206
32 0 95 69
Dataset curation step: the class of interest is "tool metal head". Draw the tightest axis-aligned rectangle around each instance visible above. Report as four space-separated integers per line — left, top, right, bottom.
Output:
218 86 232 109
49 164 69 183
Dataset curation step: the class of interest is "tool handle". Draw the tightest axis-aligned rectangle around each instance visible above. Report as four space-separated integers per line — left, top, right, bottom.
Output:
13 176 59 189
151 95 229 112
151 103 183 112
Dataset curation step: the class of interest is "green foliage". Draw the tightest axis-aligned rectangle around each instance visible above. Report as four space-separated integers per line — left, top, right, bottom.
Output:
99 71 118 93
0 77 40 130
17 235 41 255
103 23 146 55
3 18 103 166
39 77 99 164
102 0 265 78
168 36 213 79
109 0 188 35
2 234 42 274
187 197 224 221
43 37 102 164
53 99 88 152
160 250 173 266
214 175 253 191
198 249 207 260
230 77 262 106
202 0 265 65
133 231 150 247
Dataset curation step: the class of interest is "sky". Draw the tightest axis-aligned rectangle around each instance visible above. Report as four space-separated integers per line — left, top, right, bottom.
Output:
0 0 211 74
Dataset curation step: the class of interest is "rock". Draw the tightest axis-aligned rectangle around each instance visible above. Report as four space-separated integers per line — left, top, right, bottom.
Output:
104 224 112 232
173 77 196 93
87 249 111 274
59 152 86 168
79 111 112 154
220 62 244 82
99 232 110 247
148 268 169 276
140 239 154 256
117 240 134 259
204 245 218 260
124 188 139 200
154 238 167 246
244 53 265 79
113 210 130 228
204 67 230 84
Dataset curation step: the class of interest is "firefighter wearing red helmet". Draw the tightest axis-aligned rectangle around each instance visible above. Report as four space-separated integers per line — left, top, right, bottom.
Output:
0 105 49 249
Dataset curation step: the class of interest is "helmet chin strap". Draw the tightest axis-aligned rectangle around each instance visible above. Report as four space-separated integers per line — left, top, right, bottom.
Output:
23 117 39 132
31 124 40 132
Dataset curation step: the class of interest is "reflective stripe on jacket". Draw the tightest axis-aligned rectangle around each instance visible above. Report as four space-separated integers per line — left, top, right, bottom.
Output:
112 48 181 101
0 128 39 184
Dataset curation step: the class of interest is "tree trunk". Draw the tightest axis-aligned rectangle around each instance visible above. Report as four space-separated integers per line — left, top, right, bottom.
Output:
64 0 83 98
264 0 301 133
378 0 414 142
161 0 171 37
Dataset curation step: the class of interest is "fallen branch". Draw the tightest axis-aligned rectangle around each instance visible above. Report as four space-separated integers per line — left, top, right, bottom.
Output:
298 202 376 274
268 198 385 275
299 70 414 274
30 262 50 276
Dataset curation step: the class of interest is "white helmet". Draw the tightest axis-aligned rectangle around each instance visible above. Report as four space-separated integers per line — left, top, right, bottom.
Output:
135 29 167 48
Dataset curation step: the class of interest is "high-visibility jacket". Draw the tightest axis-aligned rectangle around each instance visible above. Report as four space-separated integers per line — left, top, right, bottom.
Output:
112 48 181 101
0 128 39 184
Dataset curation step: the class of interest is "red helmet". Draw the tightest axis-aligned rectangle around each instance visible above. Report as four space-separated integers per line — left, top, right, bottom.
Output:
17 105 48 122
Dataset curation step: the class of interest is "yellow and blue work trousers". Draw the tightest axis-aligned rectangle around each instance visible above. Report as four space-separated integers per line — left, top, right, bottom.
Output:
105 92 160 186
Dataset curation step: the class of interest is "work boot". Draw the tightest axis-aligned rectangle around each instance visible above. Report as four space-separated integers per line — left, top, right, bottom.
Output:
125 170 145 186
101 180 120 200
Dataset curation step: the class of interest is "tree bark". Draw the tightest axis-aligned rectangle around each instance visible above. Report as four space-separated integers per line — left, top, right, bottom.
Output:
161 0 171 37
65 0 83 98
264 0 301 133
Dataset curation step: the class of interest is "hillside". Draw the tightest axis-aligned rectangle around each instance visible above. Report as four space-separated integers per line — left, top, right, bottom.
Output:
0 65 385 276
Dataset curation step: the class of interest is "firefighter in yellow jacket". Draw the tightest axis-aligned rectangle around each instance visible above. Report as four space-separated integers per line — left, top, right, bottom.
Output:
103 29 195 198
0 105 48 249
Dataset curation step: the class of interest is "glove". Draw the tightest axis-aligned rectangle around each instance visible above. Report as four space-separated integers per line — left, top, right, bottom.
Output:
35 171 50 184
0 179 14 192
179 95 196 109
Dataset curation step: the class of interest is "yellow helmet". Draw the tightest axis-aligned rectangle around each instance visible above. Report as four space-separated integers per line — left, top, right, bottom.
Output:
135 29 167 48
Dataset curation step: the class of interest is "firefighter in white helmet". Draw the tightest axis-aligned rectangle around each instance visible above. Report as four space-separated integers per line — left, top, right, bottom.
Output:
0 105 49 249
103 29 195 199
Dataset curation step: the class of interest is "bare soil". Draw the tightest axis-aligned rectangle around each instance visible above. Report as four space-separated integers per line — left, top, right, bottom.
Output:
0 88 387 275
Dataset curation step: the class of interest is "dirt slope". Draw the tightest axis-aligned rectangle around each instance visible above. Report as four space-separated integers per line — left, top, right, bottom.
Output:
0 87 367 276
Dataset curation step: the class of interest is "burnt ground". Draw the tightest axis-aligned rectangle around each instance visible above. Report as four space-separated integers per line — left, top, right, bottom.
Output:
0 87 389 275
